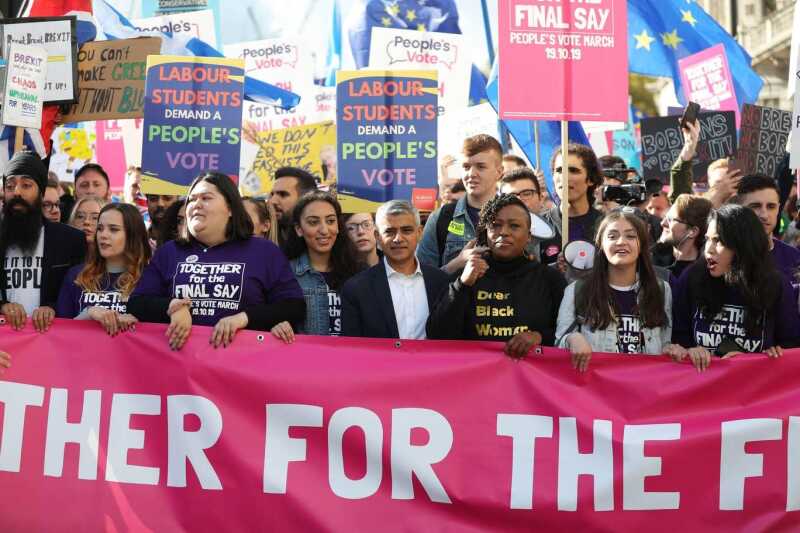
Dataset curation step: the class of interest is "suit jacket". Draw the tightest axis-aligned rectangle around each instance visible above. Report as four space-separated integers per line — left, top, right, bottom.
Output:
0 220 87 309
341 260 450 338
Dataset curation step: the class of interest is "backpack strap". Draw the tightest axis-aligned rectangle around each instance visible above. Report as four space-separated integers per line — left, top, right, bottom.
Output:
435 201 458 265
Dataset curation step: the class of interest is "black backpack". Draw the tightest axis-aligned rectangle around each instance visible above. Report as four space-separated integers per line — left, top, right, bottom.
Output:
434 201 459 265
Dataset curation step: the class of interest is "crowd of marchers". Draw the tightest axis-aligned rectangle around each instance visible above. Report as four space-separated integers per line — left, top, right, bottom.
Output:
1 124 799 374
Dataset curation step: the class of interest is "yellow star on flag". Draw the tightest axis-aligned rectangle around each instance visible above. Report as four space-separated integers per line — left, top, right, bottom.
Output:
386 4 400 17
661 29 683 50
417 23 426 31
681 9 698 27
406 9 417 22
634 29 655 51
381 16 392 27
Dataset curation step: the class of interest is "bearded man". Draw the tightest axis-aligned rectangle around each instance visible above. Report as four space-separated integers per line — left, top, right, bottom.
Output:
1 151 86 332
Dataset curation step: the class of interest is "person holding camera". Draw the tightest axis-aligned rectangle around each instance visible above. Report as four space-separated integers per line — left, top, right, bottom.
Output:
597 156 663 245
668 205 800 371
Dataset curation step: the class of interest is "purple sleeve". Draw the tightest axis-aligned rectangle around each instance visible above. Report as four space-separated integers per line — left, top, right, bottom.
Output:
671 269 694 347
264 247 303 303
55 265 82 318
131 245 173 299
774 276 800 348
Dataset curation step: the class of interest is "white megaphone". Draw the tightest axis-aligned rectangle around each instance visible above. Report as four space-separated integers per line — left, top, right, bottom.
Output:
530 213 556 240
563 240 596 281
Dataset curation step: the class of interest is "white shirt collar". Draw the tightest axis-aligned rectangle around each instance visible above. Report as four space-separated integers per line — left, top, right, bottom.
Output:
384 256 423 278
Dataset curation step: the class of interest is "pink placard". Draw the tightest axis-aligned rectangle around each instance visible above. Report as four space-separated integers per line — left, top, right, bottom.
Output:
498 0 628 122
2 320 800 530
94 120 128 192
678 44 740 127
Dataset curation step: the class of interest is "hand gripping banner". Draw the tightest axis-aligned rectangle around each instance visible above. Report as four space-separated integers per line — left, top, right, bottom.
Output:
1 320 799 531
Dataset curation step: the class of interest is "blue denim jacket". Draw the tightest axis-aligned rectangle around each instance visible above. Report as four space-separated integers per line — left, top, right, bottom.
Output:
418 196 476 269
290 253 330 335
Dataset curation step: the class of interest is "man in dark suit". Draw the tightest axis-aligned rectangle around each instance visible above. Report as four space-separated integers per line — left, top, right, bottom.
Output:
342 200 450 339
1 151 86 332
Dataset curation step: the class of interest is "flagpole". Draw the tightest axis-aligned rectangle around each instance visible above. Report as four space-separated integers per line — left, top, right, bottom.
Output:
480 0 495 66
560 120 569 248
533 121 540 169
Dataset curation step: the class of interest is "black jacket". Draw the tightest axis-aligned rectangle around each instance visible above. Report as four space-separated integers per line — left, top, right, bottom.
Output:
341 260 450 338
427 256 567 345
0 220 86 309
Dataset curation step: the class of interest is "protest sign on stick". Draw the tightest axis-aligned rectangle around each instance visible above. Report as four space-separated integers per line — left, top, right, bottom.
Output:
336 70 438 213
497 0 628 122
2 44 48 136
735 104 792 177
679 44 740 126
239 121 336 196
0 17 77 104
224 38 321 180
140 55 244 195
63 37 161 123
640 111 736 182
133 9 218 48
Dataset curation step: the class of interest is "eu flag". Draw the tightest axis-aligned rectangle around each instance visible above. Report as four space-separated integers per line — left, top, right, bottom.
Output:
346 0 487 104
629 0 763 105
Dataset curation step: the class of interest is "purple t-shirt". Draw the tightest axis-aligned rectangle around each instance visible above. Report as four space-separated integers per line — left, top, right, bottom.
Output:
612 287 642 354
772 238 800 306
56 265 127 318
131 238 303 327
671 266 800 353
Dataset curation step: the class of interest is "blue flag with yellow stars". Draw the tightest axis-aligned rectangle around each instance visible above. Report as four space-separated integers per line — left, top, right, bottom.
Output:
629 0 763 105
347 0 488 105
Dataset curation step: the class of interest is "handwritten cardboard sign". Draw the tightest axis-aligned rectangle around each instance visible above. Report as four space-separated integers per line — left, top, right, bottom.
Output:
63 37 161 123
239 120 335 196
640 111 736 181
736 104 793 177
2 44 47 129
0 16 77 104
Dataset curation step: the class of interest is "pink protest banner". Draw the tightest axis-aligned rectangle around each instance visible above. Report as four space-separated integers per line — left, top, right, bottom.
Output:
498 0 628 121
679 44 740 127
94 120 128 192
1 320 799 531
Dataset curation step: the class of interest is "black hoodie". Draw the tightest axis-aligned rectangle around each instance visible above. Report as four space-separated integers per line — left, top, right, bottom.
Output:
426 256 567 345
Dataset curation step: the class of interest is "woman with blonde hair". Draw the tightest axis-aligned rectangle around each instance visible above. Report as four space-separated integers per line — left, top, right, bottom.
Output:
68 195 107 245
57 203 152 335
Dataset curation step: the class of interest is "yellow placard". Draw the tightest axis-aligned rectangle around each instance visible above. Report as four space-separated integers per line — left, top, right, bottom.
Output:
240 121 336 196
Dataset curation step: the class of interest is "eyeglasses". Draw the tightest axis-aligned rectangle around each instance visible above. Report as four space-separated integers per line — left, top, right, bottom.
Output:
42 202 60 211
346 220 374 233
74 212 100 223
509 189 538 200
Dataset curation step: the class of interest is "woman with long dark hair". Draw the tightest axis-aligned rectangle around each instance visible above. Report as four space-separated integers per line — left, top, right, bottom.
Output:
426 194 566 356
56 203 151 335
128 172 305 350
670 204 800 371
271 191 362 342
555 208 672 372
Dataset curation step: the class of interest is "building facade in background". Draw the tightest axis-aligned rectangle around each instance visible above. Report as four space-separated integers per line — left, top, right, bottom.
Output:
699 0 794 110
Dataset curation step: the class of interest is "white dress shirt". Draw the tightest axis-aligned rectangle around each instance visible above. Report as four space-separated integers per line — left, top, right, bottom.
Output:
384 256 429 339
